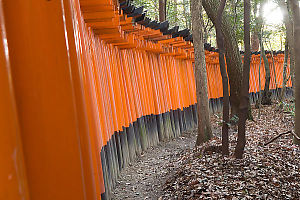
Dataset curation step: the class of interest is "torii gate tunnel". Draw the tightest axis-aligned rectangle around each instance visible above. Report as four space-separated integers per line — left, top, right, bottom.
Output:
0 0 292 200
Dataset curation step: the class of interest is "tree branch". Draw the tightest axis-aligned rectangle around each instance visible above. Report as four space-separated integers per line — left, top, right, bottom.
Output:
264 130 300 146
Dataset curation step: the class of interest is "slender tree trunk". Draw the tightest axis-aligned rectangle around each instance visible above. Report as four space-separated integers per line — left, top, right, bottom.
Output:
251 32 260 51
251 1 260 51
268 43 279 99
258 46 263 118
174 0 177 25
257 2 272 105
235 0 251 159
215 0 229 155
290 0 300 144
159 0 166 22
191 0 212 145
279 0 295 92
253 1 262 115
281 41 289 101
183 0 190 28
203 23 213 44
260 37 272 105
203 30 208 44
203 0 242 117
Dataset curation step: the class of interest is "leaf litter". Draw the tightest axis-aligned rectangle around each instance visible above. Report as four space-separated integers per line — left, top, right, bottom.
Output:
112 104 299 199
162 104 300 199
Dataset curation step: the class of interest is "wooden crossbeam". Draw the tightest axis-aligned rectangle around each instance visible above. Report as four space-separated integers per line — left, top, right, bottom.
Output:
86 18 118 28
79 0 195 55
98 33 122 39
93 26 122 36
172 42 189 48
81 5 115 13
83 11 118 20
158 38 176 44
80 0 113 7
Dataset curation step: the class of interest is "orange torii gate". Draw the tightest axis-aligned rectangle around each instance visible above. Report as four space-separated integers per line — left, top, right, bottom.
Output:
0 0 291 200
205 51 292 100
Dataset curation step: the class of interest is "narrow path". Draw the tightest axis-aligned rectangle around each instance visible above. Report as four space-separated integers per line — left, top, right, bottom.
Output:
111 129 197 200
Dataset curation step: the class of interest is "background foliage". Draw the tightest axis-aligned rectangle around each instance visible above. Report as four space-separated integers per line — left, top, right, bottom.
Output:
132 0 286 50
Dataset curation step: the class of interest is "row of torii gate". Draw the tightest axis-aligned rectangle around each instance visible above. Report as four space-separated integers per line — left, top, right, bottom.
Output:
0 0 291 200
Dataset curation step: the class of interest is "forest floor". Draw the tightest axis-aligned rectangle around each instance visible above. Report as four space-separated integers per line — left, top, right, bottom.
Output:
111 125 198 200
111 104 300 200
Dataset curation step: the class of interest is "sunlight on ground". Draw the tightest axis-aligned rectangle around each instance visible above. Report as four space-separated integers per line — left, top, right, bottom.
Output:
264 1 283 25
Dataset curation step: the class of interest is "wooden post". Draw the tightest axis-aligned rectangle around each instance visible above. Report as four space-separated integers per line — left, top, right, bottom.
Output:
3 0 98 199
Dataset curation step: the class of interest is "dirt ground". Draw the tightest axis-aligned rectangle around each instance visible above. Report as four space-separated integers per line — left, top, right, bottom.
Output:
112 104 299 200
111 128 198 200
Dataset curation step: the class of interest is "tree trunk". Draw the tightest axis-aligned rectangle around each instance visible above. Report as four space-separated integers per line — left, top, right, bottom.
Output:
203 30 208 44
174 0 177 25
191 0 212 145
251 1 259 51
203 0 242 117
279 0 295 91
290 0 300 144
281 40 289 101
183 0 187 27
235 0 251 159
159 0 166 22
258 46 263 118
182 0 189 28
256 1 272 105
260 35 272 105
215 0 229 155
251 32 260 51
253 0 262 115
268 43 279 99
183 0 190 29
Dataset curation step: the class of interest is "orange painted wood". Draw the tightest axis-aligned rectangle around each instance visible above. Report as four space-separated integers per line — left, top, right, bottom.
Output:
2 0 96 199
0 3 29 199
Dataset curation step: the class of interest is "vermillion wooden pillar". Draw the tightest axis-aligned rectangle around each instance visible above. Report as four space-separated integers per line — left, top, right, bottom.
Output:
2 0 97 199
0 3 29 199
63 0 104 198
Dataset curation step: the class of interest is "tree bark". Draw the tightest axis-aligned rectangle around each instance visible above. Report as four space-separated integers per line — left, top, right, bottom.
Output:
290 0 300 144
174 0 177 25
159 0 166 22
256 1 272 105
260 40 271 105
251 1 260 51
268 43 279 99
258 44 263 118
251 32 260 51
235 0 251 159
191 0 212 145
215 0 229 155
183 0 190 28
279 0 295 91
281 40 289 101
203 0 242 117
